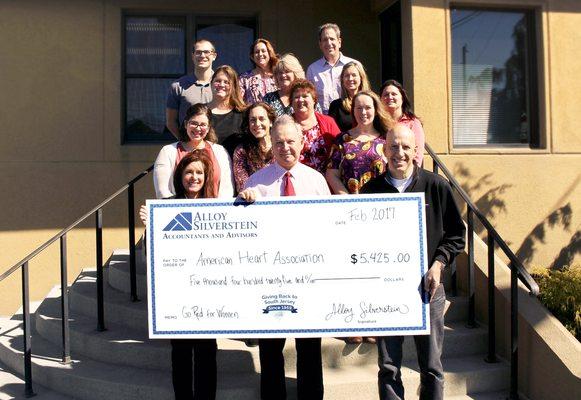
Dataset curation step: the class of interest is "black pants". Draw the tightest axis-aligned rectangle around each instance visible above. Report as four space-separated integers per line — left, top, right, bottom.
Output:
259 338 323 400
171 339 217 400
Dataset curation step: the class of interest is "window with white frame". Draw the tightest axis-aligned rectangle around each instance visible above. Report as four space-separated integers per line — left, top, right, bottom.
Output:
450 7 539 147
123 14 256 143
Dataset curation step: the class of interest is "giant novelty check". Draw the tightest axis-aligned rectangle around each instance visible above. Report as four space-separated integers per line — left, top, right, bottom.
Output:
147 194 430 338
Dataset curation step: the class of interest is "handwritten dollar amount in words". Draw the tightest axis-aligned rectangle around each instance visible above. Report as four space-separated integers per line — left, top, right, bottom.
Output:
350 252 411 264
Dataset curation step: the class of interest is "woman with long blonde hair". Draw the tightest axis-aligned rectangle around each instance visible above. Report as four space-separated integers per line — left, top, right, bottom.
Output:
328 61 371 132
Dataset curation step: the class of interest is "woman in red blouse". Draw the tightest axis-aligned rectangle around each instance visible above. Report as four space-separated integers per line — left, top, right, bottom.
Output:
290 79 340 174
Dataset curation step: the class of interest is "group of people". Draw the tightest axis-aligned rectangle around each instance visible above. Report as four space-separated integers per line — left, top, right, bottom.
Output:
149 22 465 400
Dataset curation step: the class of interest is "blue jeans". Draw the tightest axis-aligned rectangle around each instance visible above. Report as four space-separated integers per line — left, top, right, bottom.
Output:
377 284 445 400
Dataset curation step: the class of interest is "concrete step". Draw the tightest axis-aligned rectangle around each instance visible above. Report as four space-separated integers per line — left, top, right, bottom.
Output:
107 249 146 298
62 274 487 370
36 287 257 373
284 356 509 399
446 393 509 400
1 317 509 400
37 288 488 372
0 359 77 400
69 270 148 331
0 318 257 400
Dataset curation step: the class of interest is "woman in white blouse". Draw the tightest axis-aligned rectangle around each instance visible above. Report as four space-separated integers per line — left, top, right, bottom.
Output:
153 103 234 199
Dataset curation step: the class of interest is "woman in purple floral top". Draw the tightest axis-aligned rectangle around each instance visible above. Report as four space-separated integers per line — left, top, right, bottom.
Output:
239 39 279 104
232 102 275 192
326 90 393 345
326 90 394 195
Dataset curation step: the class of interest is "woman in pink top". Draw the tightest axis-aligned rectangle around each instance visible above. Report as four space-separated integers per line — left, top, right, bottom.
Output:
380 80 425 166
239 38 279 104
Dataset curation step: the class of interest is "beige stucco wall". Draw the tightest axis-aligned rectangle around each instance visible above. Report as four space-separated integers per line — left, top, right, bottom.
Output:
407 0 581 270
464 233 581 400
0 0 380 315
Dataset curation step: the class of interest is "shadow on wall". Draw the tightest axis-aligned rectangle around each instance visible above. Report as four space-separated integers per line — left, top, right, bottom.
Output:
550 229 581 269
450 163 580 270
514 203 579 270
451 162 512 236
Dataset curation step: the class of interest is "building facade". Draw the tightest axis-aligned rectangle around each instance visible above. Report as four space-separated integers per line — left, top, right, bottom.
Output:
0 0 579 315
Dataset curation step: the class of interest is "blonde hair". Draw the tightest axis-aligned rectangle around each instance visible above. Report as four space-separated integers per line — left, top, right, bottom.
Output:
340 61 370 113
273 53 305 80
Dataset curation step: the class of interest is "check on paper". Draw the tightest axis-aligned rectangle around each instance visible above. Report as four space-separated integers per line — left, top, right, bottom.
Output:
147 194 429 339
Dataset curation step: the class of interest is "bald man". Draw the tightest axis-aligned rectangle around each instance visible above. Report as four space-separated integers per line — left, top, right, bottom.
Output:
361 125 466 400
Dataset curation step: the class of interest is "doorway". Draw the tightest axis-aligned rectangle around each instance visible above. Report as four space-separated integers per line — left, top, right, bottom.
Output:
379 1 403 85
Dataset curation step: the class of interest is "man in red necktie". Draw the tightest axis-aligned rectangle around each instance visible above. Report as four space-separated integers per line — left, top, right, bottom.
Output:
240 115 330 200
239 114 330 399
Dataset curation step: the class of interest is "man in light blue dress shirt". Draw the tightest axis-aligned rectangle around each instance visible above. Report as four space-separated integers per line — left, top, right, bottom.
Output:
306 23 360 114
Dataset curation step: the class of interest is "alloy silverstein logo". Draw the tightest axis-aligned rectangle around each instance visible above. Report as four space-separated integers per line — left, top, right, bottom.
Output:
163 212 193 231
161 211 259 239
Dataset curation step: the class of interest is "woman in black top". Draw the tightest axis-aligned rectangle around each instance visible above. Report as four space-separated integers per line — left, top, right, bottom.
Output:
208 65 246 156
328 61 371 132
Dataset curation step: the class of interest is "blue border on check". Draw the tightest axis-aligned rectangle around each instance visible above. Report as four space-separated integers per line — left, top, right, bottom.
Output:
148 195 428 336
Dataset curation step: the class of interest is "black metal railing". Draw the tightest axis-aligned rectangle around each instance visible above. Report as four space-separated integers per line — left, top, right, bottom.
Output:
0 165 153 397
425 144 539 400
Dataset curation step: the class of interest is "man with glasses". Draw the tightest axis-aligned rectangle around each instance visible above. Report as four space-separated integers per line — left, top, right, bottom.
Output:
166 40 217 139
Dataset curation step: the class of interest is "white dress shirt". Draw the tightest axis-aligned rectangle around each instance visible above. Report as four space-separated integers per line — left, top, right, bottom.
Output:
244 162 331 197
306 53 359 114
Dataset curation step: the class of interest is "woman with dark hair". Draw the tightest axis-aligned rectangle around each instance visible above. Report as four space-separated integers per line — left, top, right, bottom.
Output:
142 150 219 400
208 65 246 156
171 150 217 199
328 61 371 132
153 103 234 199
239 38 279 104
232 102 275 192
290 79 340 174
380 79 425 166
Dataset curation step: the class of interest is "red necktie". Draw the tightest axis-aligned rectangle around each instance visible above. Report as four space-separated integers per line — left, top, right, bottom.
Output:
283 171 296 196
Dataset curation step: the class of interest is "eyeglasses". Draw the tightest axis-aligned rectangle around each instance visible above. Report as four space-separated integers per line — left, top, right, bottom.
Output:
187 121 209 129
193 50 214 56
